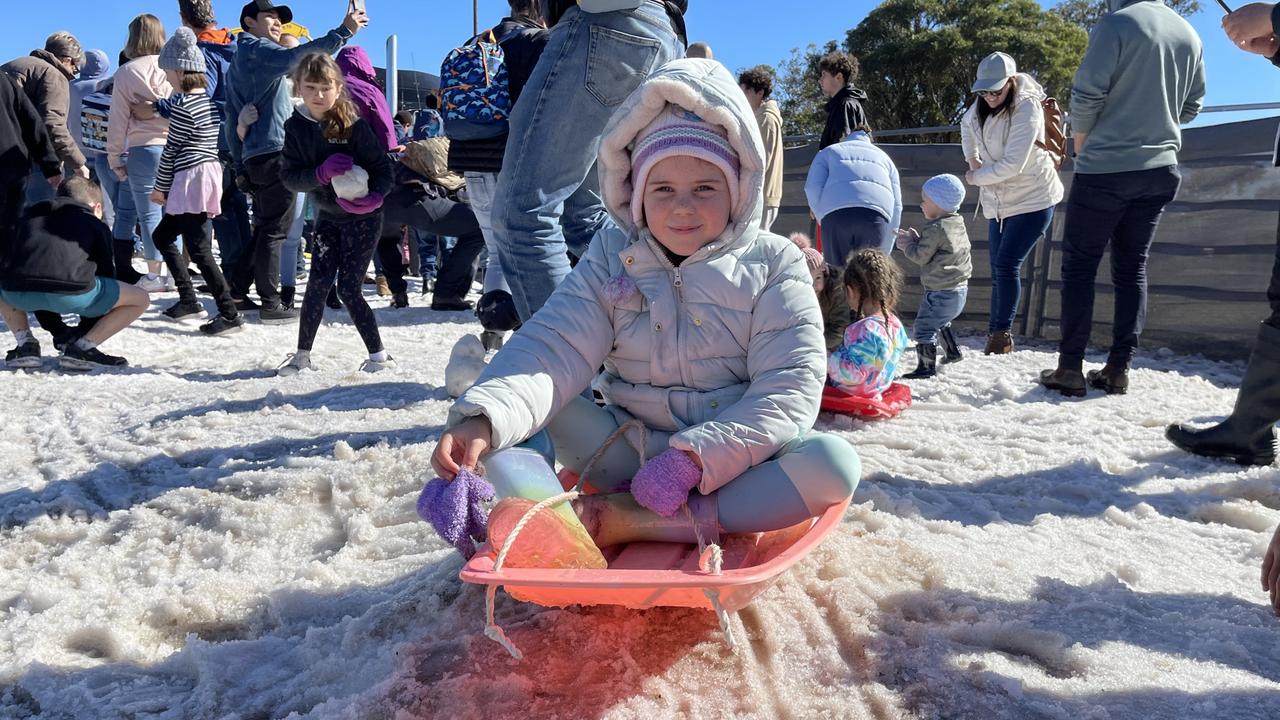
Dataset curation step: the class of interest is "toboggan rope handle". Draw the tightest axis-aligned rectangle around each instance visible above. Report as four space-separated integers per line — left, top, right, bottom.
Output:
481 420 735 658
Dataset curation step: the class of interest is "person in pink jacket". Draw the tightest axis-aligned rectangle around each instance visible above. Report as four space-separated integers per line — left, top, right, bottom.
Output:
107 14 173 287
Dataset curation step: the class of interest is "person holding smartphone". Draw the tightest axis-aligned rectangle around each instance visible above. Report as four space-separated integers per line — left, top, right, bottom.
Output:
222 0 368 324
1167 2 1280 467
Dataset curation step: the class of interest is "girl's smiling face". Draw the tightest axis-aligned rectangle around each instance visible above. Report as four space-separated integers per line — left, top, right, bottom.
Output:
641 154 732 257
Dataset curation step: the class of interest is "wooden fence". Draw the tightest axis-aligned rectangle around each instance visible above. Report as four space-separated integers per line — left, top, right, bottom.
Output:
772 116 1280 360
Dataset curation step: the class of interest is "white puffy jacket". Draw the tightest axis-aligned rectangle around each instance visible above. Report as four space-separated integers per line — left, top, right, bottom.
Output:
448 59 825 494
960 73 1064 221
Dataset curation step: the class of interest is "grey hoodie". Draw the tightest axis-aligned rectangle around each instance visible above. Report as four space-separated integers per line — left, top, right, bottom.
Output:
1070 0 1205 174
68 49 109 158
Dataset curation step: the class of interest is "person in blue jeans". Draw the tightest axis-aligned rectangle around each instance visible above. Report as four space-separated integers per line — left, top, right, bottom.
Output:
487 0 686 322
894 174 972 379
960 52 1064 356
1039 0 1204 397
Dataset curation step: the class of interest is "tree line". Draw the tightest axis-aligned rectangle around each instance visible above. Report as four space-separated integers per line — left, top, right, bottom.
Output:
750 0 1200 139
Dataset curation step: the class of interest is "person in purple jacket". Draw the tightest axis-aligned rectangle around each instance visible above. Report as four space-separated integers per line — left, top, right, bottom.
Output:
335 45 397 153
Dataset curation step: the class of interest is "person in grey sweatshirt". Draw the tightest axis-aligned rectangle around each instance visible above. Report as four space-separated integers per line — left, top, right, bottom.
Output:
1040 0 1205 398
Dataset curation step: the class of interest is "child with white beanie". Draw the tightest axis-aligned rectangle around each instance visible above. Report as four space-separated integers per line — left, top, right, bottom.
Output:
425 59 861 569
894 173 973 379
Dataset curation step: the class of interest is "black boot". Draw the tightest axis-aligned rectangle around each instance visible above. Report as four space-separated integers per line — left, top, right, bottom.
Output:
1167 322 1280 465
326 287 343 310
280 286 296 310
1039 366 1087 397
113 238 142 284
903 343 938 379
938 326 962 364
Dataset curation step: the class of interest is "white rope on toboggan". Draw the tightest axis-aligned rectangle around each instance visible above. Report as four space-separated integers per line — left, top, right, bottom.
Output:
481 420 734 658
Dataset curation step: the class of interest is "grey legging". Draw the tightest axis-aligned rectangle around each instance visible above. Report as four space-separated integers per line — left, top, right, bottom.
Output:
545 396 860 533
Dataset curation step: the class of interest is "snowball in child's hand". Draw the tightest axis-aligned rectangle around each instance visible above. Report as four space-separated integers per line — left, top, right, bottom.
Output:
331 165 370 201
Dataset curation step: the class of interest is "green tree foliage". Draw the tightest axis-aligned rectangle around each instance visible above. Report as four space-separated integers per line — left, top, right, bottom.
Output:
846 0 1088 139
1052 0 1200 30
775 42 837 137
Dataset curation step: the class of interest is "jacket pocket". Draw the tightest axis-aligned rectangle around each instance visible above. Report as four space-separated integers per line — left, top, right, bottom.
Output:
585 26 662 108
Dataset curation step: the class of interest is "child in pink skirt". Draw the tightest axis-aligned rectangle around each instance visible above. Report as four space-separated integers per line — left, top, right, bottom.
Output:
148 28 242 336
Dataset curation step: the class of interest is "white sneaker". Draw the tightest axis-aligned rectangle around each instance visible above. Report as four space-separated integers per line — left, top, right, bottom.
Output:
136 273 173 293
445 334 487 397
276 352 313 377
360 355 397 373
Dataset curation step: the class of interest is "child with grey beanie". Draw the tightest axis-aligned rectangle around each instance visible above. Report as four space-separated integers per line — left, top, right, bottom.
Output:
894 172 973 379
148 27 244 336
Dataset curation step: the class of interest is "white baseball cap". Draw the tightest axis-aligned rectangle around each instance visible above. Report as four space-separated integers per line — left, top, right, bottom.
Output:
972 52 1017 92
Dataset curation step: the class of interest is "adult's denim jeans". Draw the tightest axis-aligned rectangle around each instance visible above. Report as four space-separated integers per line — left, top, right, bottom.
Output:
96 153 137 244
280 191 306 288
1058 166 1181 369
913 286 968 344
86 159 114 230
464 170 508 295
987 207 1053 333
488 1 683 321
125 144 169 261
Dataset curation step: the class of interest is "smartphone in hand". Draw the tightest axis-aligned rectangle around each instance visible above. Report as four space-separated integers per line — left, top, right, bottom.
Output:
350 0 367 14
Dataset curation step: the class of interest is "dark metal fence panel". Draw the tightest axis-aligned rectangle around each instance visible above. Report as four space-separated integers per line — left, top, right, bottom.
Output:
776 116 1280 360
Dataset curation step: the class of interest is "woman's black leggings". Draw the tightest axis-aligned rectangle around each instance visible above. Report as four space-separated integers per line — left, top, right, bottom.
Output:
298 214 384 354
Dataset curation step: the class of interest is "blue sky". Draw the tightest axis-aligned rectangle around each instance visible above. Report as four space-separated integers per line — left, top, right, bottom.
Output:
2 0 1275 126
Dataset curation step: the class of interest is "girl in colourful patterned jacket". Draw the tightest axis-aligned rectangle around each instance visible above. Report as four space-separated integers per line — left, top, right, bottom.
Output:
827 248 908 400
426 59 860 567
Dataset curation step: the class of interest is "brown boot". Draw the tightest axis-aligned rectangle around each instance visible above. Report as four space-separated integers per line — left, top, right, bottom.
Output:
375 275 391 297
984 331 1014 355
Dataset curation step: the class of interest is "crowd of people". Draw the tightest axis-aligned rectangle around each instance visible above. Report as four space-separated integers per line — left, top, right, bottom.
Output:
0 0 1278 607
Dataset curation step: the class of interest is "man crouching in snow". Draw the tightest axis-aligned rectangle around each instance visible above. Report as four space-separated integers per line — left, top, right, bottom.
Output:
0 176 149 370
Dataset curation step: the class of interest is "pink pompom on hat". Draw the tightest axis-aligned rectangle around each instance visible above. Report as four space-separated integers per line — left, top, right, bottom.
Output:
801 247 825 282
629 105 740 227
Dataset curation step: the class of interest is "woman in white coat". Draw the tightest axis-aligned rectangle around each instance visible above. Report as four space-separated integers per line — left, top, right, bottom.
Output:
961 52 1063 355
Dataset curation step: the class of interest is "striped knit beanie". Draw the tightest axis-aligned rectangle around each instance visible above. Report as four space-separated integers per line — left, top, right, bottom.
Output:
629 106 740 227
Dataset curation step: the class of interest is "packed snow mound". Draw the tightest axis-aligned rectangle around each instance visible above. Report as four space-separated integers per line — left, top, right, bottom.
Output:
1 301 1278 719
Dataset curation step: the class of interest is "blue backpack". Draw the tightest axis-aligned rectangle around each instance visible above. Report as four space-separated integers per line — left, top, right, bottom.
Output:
440 29 512 141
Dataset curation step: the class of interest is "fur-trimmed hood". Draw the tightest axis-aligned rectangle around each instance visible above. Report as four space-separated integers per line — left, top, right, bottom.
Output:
599 58 766 242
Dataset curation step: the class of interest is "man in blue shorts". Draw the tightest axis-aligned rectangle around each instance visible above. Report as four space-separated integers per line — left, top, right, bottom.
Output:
0 176 149 370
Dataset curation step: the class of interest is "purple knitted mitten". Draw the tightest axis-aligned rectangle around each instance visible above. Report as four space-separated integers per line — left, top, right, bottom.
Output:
631 448 702 517
417 468 496 558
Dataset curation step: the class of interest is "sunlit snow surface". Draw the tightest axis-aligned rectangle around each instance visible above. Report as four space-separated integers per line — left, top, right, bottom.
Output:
1 295 1278 720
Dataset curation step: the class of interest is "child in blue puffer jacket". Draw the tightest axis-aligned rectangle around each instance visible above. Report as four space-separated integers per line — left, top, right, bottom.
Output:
424 60 861 566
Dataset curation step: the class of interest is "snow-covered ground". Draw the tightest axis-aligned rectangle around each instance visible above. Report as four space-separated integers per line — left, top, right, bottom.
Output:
2 285 1279 720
